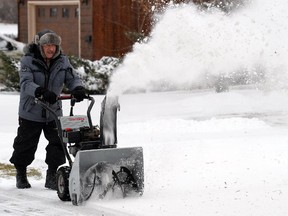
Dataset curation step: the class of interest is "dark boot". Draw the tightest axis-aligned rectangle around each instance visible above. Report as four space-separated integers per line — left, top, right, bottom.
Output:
16 166 31 189
45 169 57 190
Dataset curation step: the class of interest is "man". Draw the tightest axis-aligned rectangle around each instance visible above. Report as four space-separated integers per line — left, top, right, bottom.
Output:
10 29 86 190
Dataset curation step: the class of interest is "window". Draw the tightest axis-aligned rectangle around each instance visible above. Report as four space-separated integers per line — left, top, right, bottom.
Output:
62 8 69 18
38 8 45 17
50 8 57 17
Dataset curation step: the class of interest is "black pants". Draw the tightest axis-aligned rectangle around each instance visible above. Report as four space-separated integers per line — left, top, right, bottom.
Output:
10 117 65 170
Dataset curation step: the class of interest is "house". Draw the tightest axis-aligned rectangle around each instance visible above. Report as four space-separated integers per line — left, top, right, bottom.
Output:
18 0 152 60
17 0 214 60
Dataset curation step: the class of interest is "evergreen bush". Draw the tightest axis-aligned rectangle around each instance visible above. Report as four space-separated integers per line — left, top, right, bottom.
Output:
68 55 120 94
0 51 20 91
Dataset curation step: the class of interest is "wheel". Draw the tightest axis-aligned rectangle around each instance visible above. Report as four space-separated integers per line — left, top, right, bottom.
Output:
57 166 71 201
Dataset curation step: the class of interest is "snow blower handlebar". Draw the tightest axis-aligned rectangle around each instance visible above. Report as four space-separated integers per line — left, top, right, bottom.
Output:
35 94 94 129
35 95 95 167
57 95 95 131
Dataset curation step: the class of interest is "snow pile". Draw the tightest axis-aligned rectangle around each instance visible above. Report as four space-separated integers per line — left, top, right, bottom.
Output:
0 24 23 51
0 34 25 51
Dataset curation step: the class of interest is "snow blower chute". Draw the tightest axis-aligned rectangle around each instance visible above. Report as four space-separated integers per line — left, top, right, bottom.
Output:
35 95 144 205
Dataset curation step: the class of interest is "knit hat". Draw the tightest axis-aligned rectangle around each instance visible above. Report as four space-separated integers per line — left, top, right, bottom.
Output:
34 29 62 59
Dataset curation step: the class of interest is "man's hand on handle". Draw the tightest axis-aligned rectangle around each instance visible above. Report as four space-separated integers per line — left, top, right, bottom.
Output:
71 86 87 102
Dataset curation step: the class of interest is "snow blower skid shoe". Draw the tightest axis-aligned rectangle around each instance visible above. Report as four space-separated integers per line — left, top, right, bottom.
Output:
35 95 144 206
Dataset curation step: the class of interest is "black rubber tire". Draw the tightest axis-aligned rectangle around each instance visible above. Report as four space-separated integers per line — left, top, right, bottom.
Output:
57 166 71 201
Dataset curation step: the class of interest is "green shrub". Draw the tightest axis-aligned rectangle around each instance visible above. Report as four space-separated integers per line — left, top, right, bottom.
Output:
0 51 20 91
68 55 120 94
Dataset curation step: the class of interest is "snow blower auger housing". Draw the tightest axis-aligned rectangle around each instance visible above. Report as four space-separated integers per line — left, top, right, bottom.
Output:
35 95 144 205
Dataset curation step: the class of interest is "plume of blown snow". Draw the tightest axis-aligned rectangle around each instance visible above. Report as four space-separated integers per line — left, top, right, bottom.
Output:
108 0 288 95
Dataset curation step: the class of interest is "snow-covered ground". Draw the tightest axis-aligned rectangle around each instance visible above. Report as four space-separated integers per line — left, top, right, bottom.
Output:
0 23 17 35
2 88 288 216
2 0 288 215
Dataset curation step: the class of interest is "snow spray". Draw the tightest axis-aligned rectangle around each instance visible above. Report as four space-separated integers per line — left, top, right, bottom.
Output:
108 0 288 94
101 95 120 146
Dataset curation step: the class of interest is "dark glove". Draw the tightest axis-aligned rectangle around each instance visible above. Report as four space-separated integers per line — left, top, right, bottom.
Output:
35 87 57 104
72 86 86 102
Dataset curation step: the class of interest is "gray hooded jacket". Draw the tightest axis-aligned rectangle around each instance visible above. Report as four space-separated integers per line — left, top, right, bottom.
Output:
18 43 83 122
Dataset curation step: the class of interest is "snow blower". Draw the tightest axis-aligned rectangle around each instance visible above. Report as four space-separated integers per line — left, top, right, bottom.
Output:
35 95 144 205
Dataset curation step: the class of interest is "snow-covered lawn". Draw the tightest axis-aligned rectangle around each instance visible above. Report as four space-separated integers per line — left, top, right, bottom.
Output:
2 88 288 216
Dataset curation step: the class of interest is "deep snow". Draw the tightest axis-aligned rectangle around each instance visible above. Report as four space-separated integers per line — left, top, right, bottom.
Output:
2 89 288 216
2 0 288 215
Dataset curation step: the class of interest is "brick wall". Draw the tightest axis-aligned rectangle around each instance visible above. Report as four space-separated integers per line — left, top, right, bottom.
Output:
18 1 28 43
80 1 93 60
